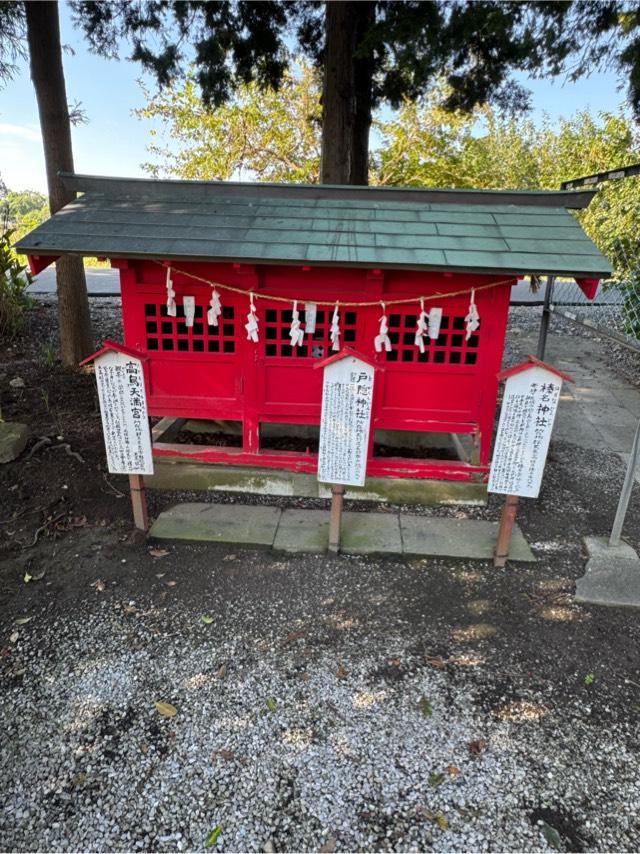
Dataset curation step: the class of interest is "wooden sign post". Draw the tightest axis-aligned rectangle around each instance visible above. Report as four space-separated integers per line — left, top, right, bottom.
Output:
488 356 573 567
315 349 378 553
81 341 154 531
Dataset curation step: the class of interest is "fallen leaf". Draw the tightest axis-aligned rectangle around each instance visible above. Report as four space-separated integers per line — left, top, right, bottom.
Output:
435 812 449 831
72 772 89 787
149 548 169 559
416 806 436 820
468 739 487 755
9 632 19 644
166 580 177 587
390 657 402 667
71 516 87 527
14 616 32 625
205 826 222 848
212 749 235 762
319 837 337 853
31 570 45 581
428 772 445 788
91 579 106 593
140 743 149 754
155 701 177 718
417 807 448 830
201 615 214 625
222 554 236 561
266 697 278 713
336 663 348 680
155 573 165 579
446 765 460 777
23 572 32 584
426 655 445 668
418 696 433 717
215 663 227 679
0 647 11 657
285 630 306 644
541 821 562 851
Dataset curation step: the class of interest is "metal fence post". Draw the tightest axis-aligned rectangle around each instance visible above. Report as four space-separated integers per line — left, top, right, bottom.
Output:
536 275 555 360
609 417 640 547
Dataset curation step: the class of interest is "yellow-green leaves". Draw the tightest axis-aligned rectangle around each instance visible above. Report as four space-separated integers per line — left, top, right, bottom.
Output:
154 701 177 717
205 826 222 848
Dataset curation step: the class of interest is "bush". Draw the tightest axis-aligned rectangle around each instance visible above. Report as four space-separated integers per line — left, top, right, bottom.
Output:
0 222 34 339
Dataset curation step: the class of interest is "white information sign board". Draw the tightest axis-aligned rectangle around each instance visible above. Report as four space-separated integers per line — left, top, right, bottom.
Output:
94 351 154 475
317 355 374 487
488 365 562 498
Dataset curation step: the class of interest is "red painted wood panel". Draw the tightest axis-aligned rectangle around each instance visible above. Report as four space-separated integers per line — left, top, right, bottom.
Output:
118 259 515 480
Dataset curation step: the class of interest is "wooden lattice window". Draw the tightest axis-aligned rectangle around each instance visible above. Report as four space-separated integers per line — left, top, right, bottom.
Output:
264 308 358 358
144 301 236 354
384 312 480 365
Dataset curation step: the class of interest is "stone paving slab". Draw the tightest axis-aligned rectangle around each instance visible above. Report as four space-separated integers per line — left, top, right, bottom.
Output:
400 517 535 561
584 535 638 561
273 509 328 554
150 502 281 546
341 512 402 555
151 503 535 561
575 557 640 608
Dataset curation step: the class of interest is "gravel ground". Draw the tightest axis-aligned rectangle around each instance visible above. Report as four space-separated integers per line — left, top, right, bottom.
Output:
2 297 640 853
3 541 640 854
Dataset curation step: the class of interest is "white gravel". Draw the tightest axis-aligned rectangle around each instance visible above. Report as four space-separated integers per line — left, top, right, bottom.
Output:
2 578 639 853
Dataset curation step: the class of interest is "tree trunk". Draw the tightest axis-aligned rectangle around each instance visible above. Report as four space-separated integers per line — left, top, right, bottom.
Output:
351 3 375 185
25 0 93 367
321 1 375 185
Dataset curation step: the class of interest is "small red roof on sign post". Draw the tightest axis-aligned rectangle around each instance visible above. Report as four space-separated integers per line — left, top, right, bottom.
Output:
497 355 574 384
79 339 147 367
313 346 384 371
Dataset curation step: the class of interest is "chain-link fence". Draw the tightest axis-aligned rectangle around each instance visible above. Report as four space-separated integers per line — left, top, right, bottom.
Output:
550 276 640 352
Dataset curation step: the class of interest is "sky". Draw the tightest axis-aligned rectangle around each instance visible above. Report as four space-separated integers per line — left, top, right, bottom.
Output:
0 2 631 194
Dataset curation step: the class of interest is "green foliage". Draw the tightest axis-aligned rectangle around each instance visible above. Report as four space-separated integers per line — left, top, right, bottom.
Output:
0 218 34 338
39 338 57 368
6 189 47 221
7 192 49 267
376 98 640 277
135 63 321 183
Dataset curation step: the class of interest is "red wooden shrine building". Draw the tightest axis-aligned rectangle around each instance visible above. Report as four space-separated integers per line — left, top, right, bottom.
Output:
17 174 611 497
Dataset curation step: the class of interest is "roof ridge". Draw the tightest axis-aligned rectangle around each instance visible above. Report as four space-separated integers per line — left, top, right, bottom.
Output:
58 172 597 211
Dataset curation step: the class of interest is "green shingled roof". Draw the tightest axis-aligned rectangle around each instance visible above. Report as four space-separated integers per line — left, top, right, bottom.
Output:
15 173 612 278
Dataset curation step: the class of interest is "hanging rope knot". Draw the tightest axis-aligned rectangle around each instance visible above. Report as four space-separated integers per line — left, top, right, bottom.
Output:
374 301 392 353
165 266 176 317
207 287 222 327
289 300 304 347
245 292 259 342
330 302 340 351
415 297 428 353
465 288 480 340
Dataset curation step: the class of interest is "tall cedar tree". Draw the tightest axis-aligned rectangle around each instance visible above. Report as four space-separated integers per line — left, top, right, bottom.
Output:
71 1 640 185
24 2 93 365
